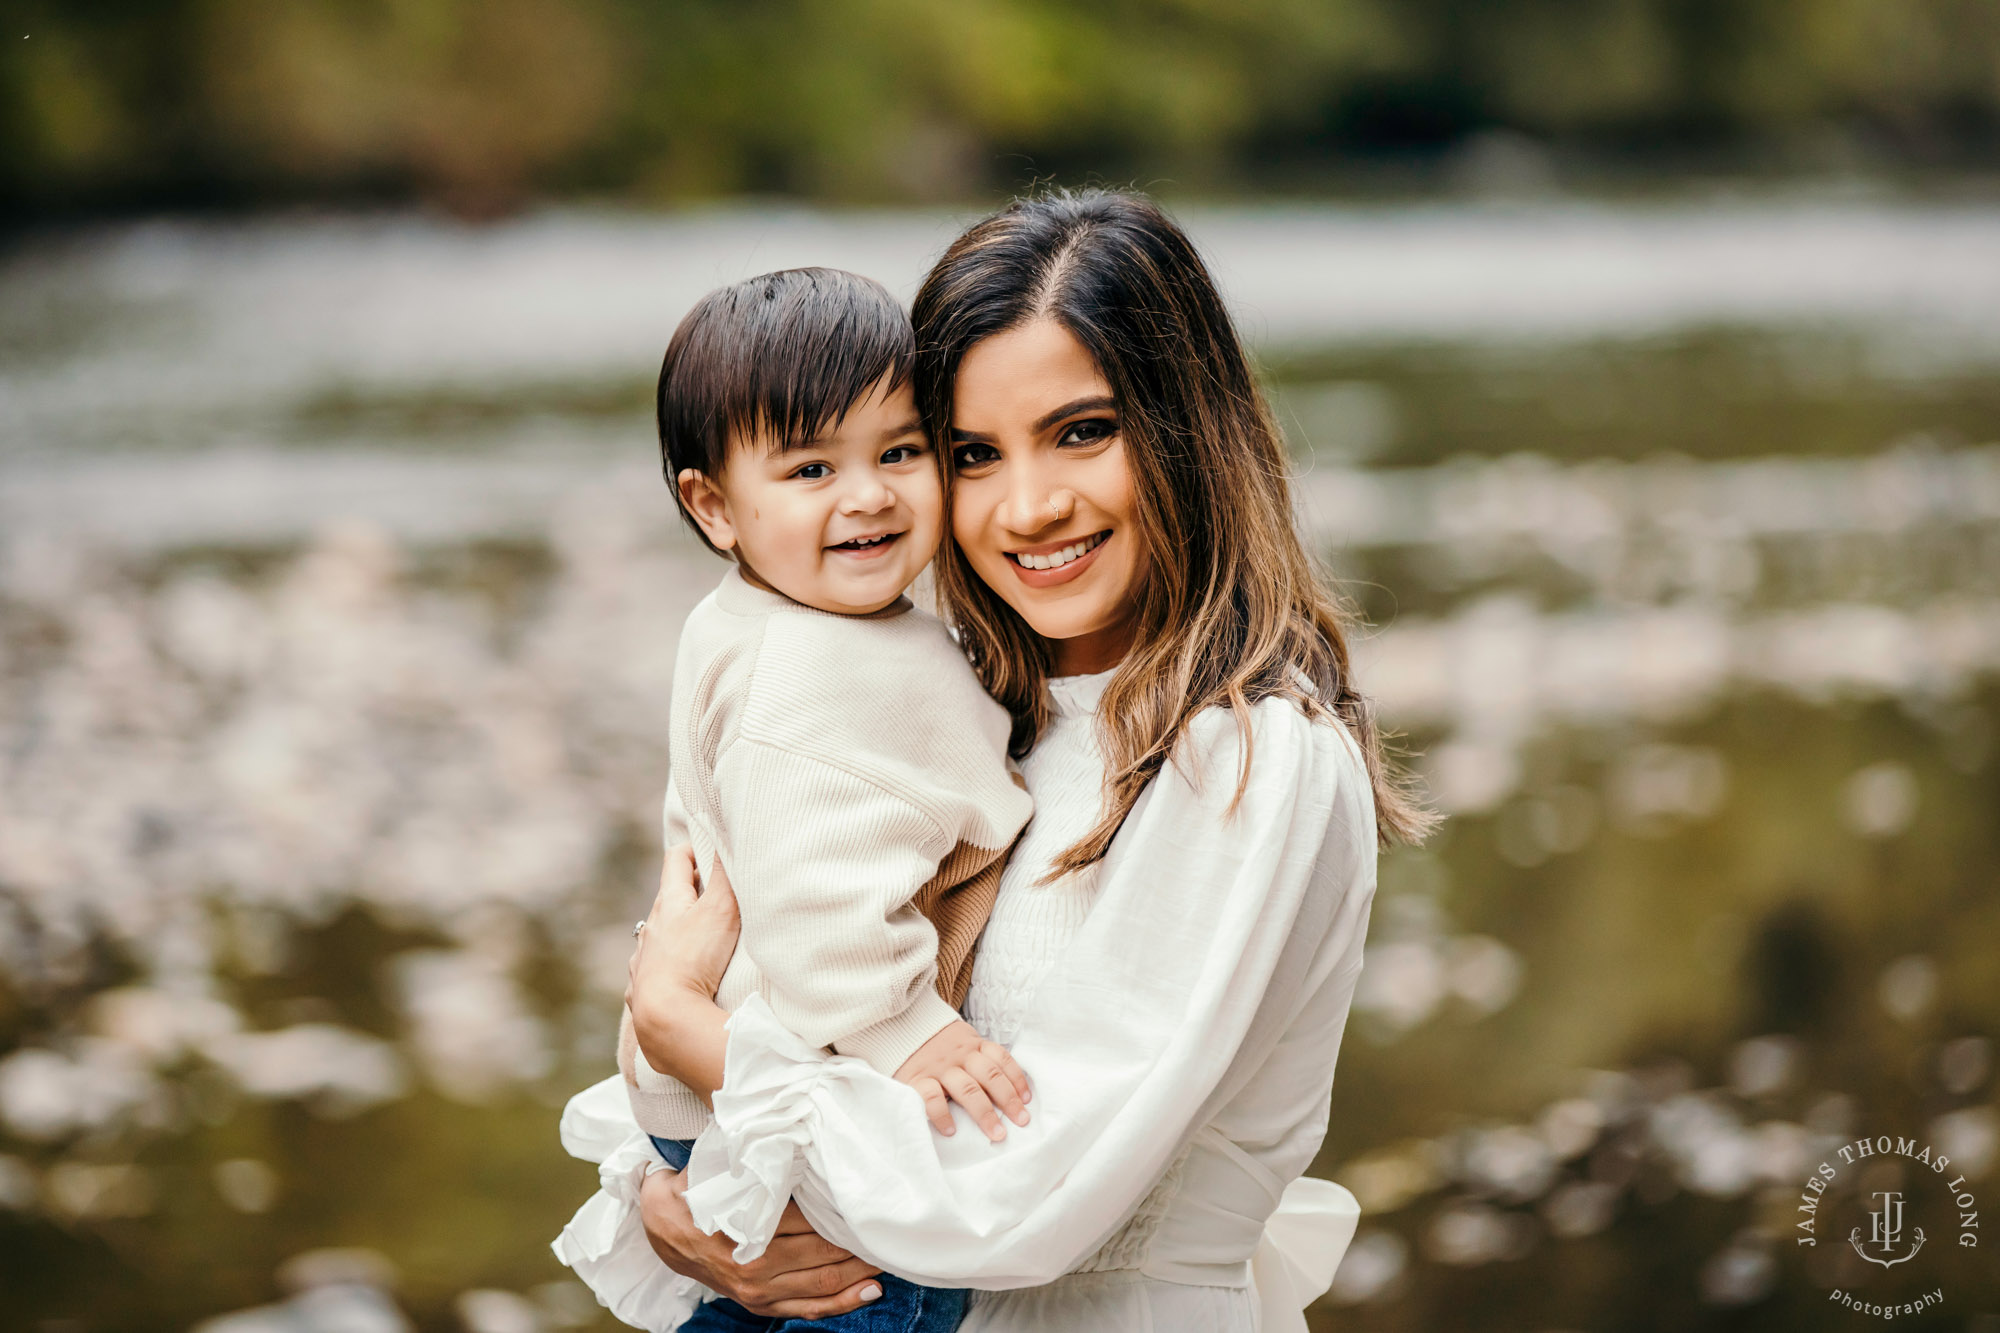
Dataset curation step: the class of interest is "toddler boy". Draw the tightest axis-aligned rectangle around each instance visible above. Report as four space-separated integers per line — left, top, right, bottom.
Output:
618 268 1034 1332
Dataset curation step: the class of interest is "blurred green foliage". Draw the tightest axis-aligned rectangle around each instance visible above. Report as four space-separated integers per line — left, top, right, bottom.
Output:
4 0 2000 217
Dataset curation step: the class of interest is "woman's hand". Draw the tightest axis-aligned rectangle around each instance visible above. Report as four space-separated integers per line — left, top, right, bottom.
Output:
625 847 740 1093
640 1167 884 1319
627 845 739 1007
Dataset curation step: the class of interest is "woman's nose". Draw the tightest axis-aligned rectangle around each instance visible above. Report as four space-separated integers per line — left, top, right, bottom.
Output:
1000 470 1073 532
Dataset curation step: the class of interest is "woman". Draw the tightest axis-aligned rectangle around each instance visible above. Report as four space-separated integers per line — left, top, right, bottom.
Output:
561 189 1429 1331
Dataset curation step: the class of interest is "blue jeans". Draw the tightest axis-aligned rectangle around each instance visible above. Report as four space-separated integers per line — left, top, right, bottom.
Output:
651 1137 966 1333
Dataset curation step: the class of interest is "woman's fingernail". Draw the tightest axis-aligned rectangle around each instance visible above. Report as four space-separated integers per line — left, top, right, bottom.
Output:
860 1285 882 1302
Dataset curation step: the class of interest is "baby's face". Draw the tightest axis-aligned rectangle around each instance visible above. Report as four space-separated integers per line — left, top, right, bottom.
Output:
695 375 942 615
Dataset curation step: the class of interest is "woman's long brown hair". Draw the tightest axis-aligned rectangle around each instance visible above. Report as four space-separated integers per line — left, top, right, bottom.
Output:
913 188 1433 870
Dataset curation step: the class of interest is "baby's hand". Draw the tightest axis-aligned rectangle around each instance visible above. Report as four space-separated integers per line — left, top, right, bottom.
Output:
894 1019 1031 1143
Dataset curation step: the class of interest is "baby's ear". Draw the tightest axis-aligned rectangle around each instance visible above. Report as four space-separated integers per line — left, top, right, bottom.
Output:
677 469 736 551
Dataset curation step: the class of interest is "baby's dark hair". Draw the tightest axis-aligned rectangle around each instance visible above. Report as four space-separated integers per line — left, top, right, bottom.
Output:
657 267 913 555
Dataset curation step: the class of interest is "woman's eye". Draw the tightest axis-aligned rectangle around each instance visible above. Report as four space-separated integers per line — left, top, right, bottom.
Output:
1057 418 1116 448
880 444 925 465
952 443 1000 470
791 462 832 481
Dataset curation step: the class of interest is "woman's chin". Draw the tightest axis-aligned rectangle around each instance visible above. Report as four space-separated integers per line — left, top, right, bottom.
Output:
993 592 1097 642
1009 607 1138 671
981 559 1142 655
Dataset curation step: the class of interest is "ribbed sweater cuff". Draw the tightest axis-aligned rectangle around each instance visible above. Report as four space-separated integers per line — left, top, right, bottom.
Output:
832 988 961 1077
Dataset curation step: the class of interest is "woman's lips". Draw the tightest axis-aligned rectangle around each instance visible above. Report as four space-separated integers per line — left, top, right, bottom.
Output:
1005 531 1110 588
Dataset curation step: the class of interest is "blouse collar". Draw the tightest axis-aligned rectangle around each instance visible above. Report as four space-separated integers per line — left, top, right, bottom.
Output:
1047 666 1117 718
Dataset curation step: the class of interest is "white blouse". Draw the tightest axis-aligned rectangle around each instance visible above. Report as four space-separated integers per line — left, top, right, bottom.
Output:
555 670 1375 1333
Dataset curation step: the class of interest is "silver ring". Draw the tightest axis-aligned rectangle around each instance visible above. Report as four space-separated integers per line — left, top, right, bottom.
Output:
632 920 647 937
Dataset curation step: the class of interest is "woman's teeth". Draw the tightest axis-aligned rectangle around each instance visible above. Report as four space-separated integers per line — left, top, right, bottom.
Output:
1013 532 1106 570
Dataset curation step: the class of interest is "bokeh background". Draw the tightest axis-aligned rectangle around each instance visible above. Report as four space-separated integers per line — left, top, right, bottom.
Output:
4 3 2000 1331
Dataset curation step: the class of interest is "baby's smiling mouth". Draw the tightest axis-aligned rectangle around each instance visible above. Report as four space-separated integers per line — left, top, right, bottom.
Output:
829 532 903 553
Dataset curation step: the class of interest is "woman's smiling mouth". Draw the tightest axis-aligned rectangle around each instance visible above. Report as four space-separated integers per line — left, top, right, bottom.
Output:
1005 531 1110 586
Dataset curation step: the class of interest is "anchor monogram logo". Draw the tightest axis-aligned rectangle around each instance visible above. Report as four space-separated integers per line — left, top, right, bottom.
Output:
1850 1190 1926 1268
1800 1133 1977 1315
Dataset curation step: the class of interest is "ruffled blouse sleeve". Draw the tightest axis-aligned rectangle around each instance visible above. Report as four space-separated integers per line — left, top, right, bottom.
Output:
680 697 1377 1289
550 1077 710 1331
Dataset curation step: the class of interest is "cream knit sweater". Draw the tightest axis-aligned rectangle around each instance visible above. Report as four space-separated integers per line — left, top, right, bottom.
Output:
619 569 1033 1138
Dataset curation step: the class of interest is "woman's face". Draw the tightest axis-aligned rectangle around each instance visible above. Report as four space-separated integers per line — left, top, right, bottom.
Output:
948 319 1147 675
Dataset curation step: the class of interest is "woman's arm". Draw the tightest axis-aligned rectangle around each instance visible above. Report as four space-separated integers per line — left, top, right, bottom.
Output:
677 700 1378 1287
623 845 732 1102
594 847 884 1320
631 849 1030 1142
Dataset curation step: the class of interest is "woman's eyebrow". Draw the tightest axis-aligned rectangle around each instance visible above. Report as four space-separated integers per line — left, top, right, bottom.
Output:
1032 395 1116 433
948 396 1116 443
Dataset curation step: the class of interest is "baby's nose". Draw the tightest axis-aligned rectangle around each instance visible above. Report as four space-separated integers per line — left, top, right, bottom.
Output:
842 479 895 512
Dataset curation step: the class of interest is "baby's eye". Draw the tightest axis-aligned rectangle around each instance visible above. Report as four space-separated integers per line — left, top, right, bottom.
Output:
1057 418 1115 448
791 462 833 481
952 442 1000 470
880 444 926 465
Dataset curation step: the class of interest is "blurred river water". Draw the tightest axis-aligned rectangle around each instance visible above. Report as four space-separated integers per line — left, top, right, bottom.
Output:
2 201 1998 1333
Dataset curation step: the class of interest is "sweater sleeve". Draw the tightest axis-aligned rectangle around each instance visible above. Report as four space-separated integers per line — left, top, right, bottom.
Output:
710 739 963 1077
680 700 1378 1287
661 772 691 851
